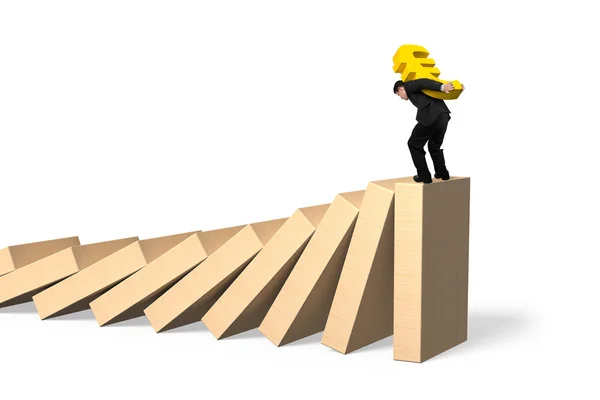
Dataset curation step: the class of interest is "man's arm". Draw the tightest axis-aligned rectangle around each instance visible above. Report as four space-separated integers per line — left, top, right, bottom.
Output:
404 78 446 94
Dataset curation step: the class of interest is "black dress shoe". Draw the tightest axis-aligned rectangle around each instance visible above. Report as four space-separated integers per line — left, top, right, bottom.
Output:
434 172 450 180
413 175 432 184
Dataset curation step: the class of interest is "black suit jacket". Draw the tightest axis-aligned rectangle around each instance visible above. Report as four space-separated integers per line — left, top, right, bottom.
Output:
404 78 451 126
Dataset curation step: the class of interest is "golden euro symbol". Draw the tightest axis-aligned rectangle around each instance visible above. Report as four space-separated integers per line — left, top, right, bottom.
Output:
392 44 463 100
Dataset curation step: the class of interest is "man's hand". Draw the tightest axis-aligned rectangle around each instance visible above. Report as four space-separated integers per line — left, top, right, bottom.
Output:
442 82 455 93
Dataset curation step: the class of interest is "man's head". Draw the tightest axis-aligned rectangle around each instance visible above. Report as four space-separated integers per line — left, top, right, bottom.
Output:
394 80 408 100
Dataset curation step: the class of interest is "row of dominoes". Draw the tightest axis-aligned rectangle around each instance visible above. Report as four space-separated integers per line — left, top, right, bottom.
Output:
0 176 470 362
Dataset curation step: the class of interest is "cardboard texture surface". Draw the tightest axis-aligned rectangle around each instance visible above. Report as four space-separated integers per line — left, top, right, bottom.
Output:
0 237 138 308
321 178 406 354
145 219 287 333
0 236 80 277
90 226 244 326
259 190 365 346
32 231 198 319
202 204 330 339
394 177 470 362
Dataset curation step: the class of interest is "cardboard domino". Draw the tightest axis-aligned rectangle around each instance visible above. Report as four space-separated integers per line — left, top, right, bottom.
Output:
321 178 402 354
0 237 138 308
259 190 365 346
32 231 198 319
144 219 287 333
202 204 330 339
394 177 470 362
89 225 244 326
0 236 80 277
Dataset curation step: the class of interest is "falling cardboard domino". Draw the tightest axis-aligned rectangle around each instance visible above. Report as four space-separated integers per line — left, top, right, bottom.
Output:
144 218 287 333
90 225 245 326
0 236 139 308
0 236 80 277
259 190 365 346
321 177 404 354
202 203 330 339
32 231 199 319
394 177 470 362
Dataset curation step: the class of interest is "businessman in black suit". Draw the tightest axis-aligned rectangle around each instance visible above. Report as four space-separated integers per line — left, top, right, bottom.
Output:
394 78 462 184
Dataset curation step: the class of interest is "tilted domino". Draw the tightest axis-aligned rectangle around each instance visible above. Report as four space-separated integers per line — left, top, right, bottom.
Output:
0 237 138 308
259 190 364 346
202 204 330 339
144 219 287 333
90 226 244 326
33 231 198 319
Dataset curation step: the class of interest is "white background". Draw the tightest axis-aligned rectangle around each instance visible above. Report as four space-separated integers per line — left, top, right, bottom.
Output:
1 1 599 398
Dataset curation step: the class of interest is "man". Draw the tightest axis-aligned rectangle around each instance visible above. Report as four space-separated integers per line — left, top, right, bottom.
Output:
394 78 463 184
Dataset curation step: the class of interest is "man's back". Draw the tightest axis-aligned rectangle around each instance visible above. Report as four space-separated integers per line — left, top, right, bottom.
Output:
405 79 451 126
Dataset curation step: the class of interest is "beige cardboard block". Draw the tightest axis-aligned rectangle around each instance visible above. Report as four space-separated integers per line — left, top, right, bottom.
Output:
321 178 406 354
0 236 139 308
202 204 330 339
394 177 470 362
32 231 198 319
90 225 244 326
145 219 287 333
259 190 365 346
0 236 80 277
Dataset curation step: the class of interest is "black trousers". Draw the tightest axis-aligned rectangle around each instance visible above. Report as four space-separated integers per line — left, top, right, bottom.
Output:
407 112 450 179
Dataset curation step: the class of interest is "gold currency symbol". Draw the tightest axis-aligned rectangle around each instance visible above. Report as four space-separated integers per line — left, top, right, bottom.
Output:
392 44 463 100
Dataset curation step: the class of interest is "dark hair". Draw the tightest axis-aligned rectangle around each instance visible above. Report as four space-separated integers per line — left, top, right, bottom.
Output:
393 80 404 94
